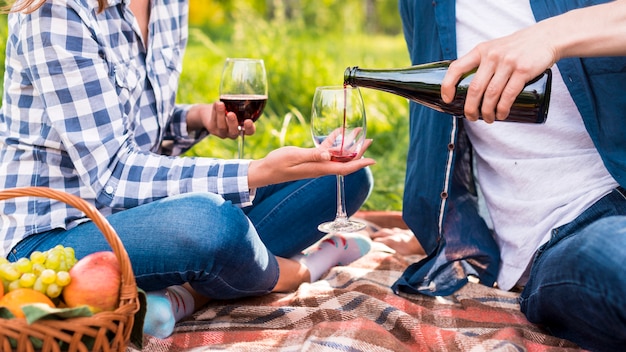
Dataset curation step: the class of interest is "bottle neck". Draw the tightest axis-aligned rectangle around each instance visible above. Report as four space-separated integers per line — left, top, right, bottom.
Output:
344 66 358 86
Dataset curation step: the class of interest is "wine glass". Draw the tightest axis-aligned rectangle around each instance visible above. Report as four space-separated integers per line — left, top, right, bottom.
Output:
311 85 367 233
219 58 268 158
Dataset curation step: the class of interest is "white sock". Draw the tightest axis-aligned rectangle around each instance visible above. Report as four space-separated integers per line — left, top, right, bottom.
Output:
143 285 195 339
294 233 371 281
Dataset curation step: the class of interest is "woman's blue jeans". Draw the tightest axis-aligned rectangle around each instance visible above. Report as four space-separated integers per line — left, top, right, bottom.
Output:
520 187 626 352
8 168 373 300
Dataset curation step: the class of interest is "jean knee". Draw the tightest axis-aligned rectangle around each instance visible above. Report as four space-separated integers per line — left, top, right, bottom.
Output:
187 193 253 245
153 193 253 258
521 215 626 337
580 217 626 291
175 195 278 298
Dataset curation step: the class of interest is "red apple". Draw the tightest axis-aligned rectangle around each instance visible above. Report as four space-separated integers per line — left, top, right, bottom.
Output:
62 251 121 313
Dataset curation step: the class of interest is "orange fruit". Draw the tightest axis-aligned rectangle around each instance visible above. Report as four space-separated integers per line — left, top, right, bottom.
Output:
0 288 54 318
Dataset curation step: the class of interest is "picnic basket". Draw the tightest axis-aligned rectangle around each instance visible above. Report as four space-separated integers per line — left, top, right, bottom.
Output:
0 187 140 352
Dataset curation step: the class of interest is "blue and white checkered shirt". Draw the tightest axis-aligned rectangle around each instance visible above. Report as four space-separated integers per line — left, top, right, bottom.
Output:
0 0 252 258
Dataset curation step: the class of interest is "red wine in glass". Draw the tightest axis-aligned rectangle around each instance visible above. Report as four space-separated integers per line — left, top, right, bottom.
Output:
310 85 367 233
220 94 268 126
329 150 357 162
325 85 357 163
219 58 268 158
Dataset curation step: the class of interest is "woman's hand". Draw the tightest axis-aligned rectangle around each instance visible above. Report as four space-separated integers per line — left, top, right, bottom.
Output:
247 139 375 188
186 102 255 139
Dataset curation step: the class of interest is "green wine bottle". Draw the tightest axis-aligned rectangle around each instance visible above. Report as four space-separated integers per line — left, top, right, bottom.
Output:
344 60 551 123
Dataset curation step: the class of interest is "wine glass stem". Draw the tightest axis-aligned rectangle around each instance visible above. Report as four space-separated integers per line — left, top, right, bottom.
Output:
334 174 350 224
237 128 245 159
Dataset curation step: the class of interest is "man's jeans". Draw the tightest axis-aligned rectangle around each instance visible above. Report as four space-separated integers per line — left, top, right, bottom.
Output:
520 187 626 352
9 169 373 300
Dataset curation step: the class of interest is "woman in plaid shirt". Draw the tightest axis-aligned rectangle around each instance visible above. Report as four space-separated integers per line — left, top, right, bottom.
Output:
0 0 375 338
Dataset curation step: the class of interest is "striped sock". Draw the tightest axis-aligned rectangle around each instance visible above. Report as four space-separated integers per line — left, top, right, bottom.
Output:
295 233 371 281
143 285 195 339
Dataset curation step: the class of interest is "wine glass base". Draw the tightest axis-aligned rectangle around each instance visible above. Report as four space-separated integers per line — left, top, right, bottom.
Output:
318 219 366 234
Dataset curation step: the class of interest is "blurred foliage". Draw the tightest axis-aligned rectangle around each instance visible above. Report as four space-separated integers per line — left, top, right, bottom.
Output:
189 0 403 39
183 0 411 211
0 0 411 211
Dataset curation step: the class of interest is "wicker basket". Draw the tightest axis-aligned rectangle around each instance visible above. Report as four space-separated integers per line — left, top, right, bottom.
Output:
0 187 140 352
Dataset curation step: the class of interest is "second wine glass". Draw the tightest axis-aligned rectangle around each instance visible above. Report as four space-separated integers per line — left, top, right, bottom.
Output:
311 85 367 233
219 58 268 159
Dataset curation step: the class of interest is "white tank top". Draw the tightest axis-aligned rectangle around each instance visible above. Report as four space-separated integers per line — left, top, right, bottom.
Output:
456 0 618 290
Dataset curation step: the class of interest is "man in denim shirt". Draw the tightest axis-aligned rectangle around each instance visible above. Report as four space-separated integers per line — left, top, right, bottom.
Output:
390 1 626 350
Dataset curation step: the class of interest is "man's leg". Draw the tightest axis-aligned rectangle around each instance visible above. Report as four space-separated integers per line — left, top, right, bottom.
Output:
521 215 626 351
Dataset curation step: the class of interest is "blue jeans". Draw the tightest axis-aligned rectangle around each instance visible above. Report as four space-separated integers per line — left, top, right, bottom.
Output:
8 169 373 300
520 187 626 352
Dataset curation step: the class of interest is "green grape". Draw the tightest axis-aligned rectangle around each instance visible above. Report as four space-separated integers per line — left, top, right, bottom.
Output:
53 244 65 251
32 262 46 276
56 271 71 287
0 263 21 282
1 245 78 300
57 260 68 272
63 247 78 269
33 277 48 294
49 248 63 259
46 283 62 298
8 279 21 292
15 257 32 274
30 251 46 264
40 268 57 285
45 252 61 270
19 272 37 288
64 247 75 259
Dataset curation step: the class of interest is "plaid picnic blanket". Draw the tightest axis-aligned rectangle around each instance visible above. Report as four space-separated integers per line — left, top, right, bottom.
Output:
128 241 584 352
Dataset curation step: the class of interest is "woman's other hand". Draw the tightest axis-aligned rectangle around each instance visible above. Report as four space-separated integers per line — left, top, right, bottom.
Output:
186 102 256 139
248 139 375 188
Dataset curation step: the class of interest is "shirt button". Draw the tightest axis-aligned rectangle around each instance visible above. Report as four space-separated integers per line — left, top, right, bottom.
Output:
440 191 448 199
105 186 114 194
447 143 454 150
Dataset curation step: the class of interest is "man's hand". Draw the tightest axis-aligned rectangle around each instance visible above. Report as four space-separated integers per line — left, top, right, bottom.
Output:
441 24 557 123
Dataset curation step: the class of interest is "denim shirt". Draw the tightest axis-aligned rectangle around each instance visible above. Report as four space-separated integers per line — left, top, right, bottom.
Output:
394 0 626 296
